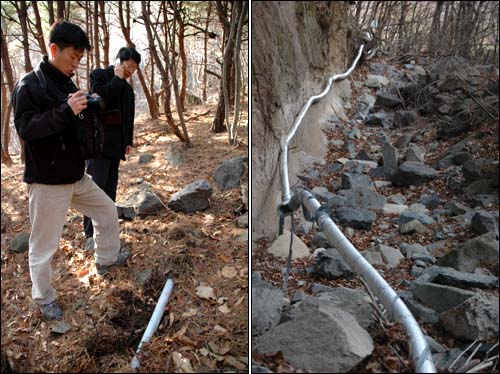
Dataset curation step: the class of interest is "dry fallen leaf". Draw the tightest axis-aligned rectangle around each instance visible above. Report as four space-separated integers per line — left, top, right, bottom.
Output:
196 286 216 301
221 266 237 278
218 304 231 314
181 308 198 318
172 351 194 373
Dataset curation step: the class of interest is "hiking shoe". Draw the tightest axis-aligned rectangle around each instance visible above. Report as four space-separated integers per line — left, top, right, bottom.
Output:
39 301 63 320
96 247 131 275
85 236 95 252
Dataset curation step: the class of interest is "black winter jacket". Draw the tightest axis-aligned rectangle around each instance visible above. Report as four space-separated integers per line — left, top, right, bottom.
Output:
12 56 84 185
90 66 135 160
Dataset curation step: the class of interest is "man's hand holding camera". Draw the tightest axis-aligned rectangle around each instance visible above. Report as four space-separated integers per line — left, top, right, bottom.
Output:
67 90 88 115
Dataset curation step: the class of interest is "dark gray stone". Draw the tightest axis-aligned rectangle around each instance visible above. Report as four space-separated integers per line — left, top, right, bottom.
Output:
419 194 442 209
315 248 354 280
341 173 374 190
410 282 475 313
391 161 438 187
398 211 435 225
469 194 499 208
394 110 417 127
338 188 386 210
436 232 499 272
464 179 492 196
312 187 336 202
382 141 398 175
326 195 348 208
213 156 247 191
139 153 154 163
421 266 498 289
332 207 376 230
440 292 499 341
168 179 213 213
311 233 330 249
375 91 402 108
164 142 185 167
252 280 285 336
470 211 498 236
394 134 413 148
9 233 30 253
344 139 356 156
405 145 426 163
453 152 472 166
365 112 394 128
433 349 467 372
444 201 469 216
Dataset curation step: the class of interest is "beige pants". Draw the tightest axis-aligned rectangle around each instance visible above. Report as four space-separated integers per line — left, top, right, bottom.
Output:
27 174 120 305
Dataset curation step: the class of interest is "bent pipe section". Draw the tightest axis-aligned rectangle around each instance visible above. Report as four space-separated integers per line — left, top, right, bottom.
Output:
280 44 366 205
301 190 436 373
131 277 174 371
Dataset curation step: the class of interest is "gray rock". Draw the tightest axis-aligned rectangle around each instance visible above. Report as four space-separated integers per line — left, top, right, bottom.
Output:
330 139 345 148
419 194 442 209
421 266 498 289
326 195 348 209
338 188 386 210
312 187 336 202
252 271 262 284
470 194 499 208
117 188 165 219
343 160 364 174
254 306 373 373
164 142 185 167
410 282 475 313
399 219 430 234
327 162 343 173
394 134 413 148
470 211 498 236
425 336 446 353
433 349 467 372
361 251 385 266
310 283 336 295
383 203 408 215
315 248 354 280
382 141 398 175
375 91 402 108
344 139 356 156
405 145 426 163
365 112 394 128
398 211 435 225
139 153 154 164
440 292 499 341
444 201 470 216
404 296 440 324
252 281 285 336
435 154 456 170
267 230 310 259
213 156 247 191
251 365 273 373
332 207 376 230
50 321 72 334
464 179 492 196
389 193 407 205
400 243 430 258
341 173 374 190
237 214 249 228
365 74 389 88
437 232 499 272
135 268 153 287
310 233 330 249
462 159 485 183
391 161 438 187
394 110 417 127
300 168 321 182
369 62 387 75
453 152 472 166
374 244 404 268
168 179 213 213
9 232 30 253
355 150 373 162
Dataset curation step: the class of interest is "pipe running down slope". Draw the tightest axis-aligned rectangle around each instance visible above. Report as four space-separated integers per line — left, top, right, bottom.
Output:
278 44 437 373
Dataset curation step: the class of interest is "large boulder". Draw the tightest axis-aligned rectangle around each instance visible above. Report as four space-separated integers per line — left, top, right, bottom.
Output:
440 292 499 341
391 161 438 187
418 266 498 289
410 282 475 313
168 180 213 213
470 211 499 236
213 156 247 191
117 187 165 219
254 305 373 372
252 279 285 336
436 232 499 272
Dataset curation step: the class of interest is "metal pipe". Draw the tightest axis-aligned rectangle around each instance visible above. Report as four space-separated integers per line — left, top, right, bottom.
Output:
131 277 174 371
280 44 366 204
301 191 436 373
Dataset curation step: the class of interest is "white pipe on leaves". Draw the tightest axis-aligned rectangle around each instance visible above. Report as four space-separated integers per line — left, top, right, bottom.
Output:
130 277 174 371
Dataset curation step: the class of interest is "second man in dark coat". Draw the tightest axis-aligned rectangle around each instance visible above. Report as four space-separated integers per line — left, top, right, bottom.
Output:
84 47 141 250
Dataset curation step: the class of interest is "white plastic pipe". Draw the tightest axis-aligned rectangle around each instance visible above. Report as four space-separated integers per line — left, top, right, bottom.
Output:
130 277 174 371
301 191 436 373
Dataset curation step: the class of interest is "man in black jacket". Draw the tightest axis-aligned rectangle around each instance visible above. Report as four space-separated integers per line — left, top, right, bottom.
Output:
83 47 140 251
12 21 130 321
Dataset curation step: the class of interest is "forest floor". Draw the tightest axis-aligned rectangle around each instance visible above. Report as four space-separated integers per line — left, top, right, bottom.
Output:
251 56 499 373
1 103 249 373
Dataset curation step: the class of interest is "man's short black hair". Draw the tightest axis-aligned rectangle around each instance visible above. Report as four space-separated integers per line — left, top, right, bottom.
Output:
49 21 90 51
116 47 141 65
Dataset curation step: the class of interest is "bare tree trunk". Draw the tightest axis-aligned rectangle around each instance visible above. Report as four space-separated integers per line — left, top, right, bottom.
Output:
118 1 158 119
1 71 12 163
168 1 191 145
99 1 110 67
48 1 55 25
31 2 48 56
429 1 444 55
175 3 187 111
142 1 185 140
202 1 212 102
85 1 90 91
93 1 100 68
229 1 247 145
65 0 70 19
15 1 33 72
56 1 65 20
1 25 16 163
